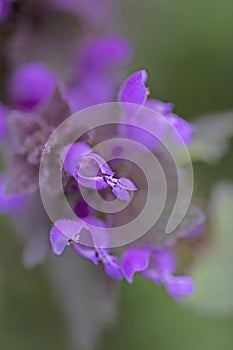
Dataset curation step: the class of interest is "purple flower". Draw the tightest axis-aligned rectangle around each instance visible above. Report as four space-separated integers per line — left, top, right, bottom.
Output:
8 62 57 111
164 275 194 301
50 218 123 280
119 69 148 105
119 70 195 144
64 143 137 201
121 248 150 283
50 219 83 255
78 35 133 70
66 35 133 111
51 216 195 296
122 247 195 301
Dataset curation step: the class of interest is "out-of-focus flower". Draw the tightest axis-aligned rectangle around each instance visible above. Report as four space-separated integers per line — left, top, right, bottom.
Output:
66 34 133 111
8 62 57 111
122 247 194 301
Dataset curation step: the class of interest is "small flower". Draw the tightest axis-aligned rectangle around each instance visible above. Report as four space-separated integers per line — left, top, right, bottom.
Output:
50 219 83 255
66 35 133 111
64 143 137 201
164 275 195 302
50 218 123 280
122 247 195 301
120 248 150 283
119 70 195 144
8 62 57 111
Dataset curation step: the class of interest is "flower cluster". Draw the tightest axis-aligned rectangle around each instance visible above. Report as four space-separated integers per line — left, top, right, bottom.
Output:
0 0 204 307
50 218 194 301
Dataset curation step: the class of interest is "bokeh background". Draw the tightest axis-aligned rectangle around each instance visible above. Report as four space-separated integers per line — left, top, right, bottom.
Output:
0 1 233 349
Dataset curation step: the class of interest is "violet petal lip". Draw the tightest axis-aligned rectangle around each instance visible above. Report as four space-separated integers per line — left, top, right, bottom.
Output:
63 143 138 201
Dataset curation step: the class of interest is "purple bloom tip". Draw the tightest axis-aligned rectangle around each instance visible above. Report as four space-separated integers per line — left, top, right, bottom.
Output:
119 70 148 105
122 249 150 283
50 219 83 255
165 275 195 302
79 35 133 70
8 62 56 111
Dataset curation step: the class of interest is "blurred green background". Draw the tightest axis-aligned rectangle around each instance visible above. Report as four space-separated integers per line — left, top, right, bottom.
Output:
0 1 233 349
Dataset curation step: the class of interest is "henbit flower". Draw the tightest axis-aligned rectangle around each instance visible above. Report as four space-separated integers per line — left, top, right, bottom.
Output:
64 143 137 201
119 70 195 144
122 247 195 301
8 62 57 111
119 70 148 105
50 217 194 297
66 35 133 111
78 34 133 70
50 218 123 280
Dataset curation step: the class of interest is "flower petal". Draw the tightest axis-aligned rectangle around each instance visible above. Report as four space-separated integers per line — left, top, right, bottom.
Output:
50 226 69 255
8 62 56 111
103 255 123 280
112 185 131 201
165 275 195 301
152 248 177 276
76 173 108 190
119 70 148 105
74 243 99 265
86 153 115 176
118 177 137 191
50 219 83 255
63 143 91 177
168 114 195 145
122 248 150 283
146 99 174 116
